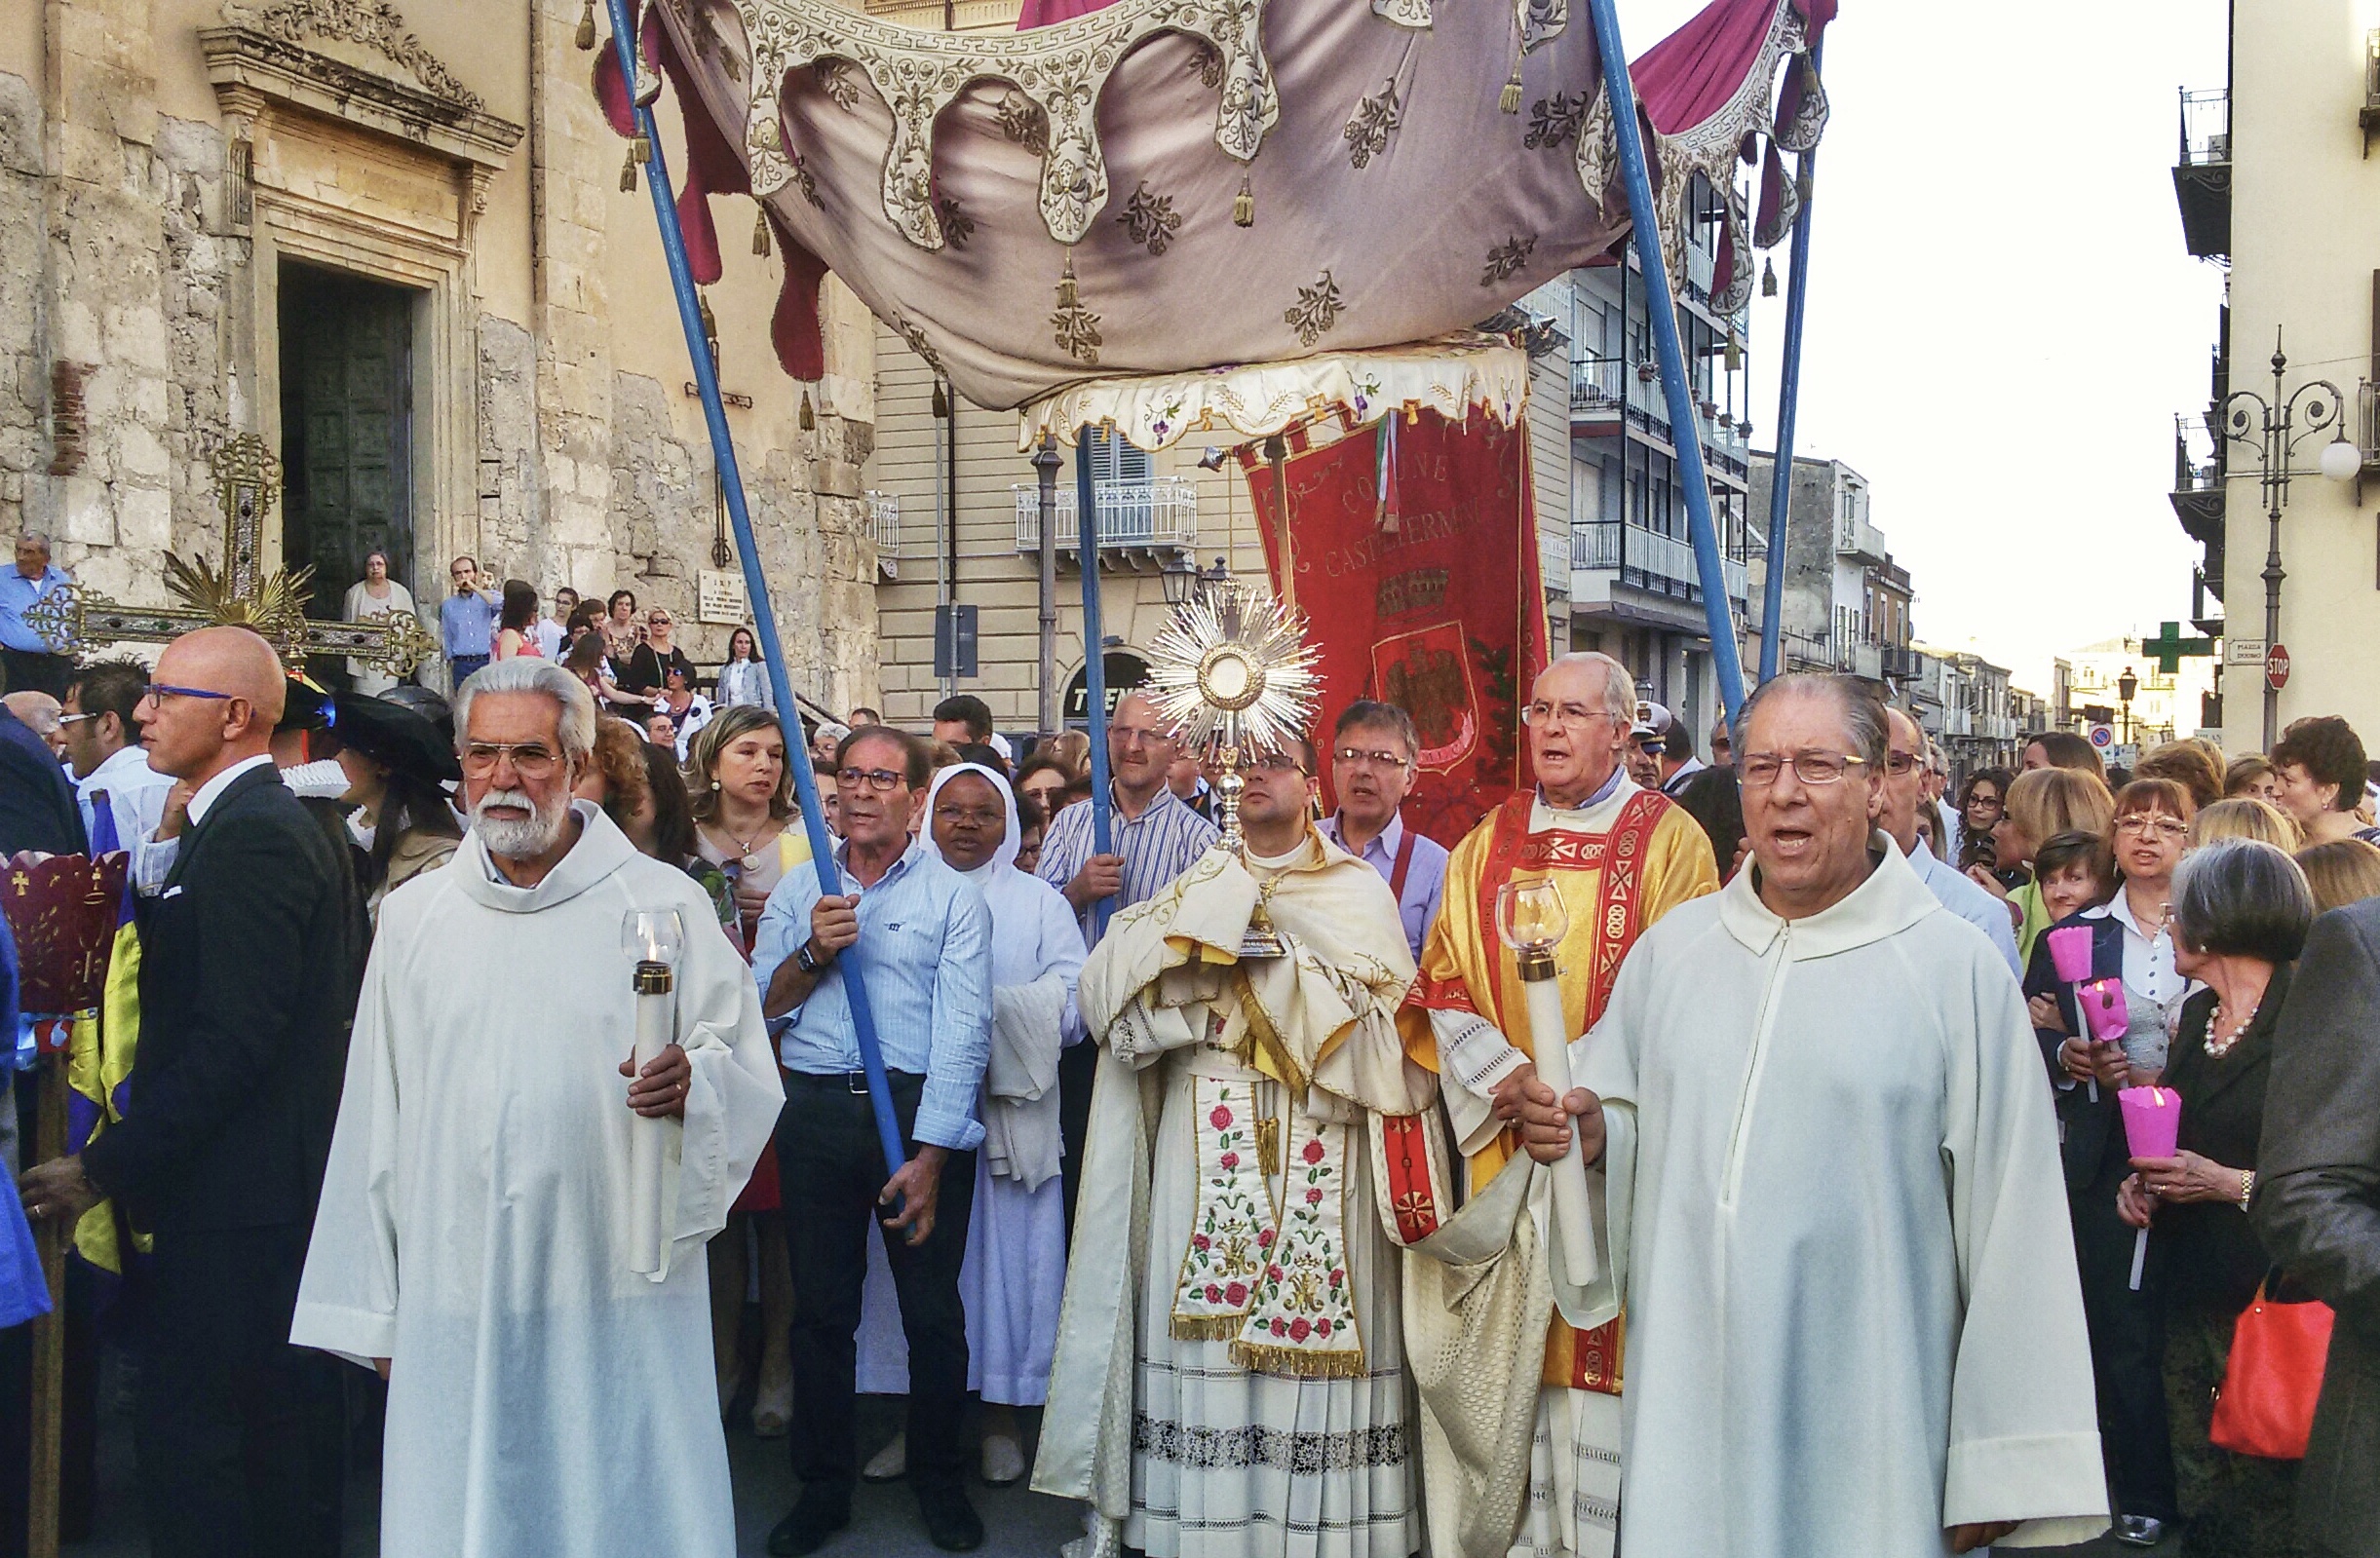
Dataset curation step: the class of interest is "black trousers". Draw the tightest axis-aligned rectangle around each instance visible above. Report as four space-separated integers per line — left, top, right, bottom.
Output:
2073 1163 2178 1523
779 1071 976 1501
0 648 69 700
1056 1040 1096 1242
135 1223 344 1558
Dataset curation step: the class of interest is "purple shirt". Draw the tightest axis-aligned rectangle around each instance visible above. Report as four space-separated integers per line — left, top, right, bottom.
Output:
1320 810 1448 962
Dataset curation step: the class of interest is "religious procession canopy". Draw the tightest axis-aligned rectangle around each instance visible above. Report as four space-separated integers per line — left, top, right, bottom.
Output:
611 0 1833 413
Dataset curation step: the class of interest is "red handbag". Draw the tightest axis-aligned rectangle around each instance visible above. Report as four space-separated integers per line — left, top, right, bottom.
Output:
2208 1275 2335 1460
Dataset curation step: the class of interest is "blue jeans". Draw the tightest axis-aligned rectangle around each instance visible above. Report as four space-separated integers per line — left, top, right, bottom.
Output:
447 654 489 688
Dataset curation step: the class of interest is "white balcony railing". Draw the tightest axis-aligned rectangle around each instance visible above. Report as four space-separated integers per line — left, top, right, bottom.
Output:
865 489 899 578
1571 520 1747 603
1013 477 1198 551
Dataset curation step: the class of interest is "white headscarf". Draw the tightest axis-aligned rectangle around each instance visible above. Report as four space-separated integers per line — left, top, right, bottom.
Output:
922 762 1019 881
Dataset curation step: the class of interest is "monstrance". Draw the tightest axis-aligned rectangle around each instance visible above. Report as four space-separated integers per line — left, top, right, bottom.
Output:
1145 581 1319 956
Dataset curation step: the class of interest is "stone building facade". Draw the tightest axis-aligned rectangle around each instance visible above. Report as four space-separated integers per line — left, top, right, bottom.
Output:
0 0 880 703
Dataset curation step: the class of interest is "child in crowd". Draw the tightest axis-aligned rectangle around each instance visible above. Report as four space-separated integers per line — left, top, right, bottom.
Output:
2023 828 2114 1036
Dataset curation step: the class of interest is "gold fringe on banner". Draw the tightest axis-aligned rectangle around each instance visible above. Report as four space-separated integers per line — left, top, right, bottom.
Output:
1229 1339 1368 1380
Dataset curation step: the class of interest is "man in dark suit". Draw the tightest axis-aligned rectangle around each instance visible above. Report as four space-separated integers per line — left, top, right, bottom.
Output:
2253 899 2380 1558
0 690 84 857
17 627 359 1557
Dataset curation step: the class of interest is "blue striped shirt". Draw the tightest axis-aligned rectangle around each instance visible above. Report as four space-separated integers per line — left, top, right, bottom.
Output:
1035 784 1218 947
753 839 992 1152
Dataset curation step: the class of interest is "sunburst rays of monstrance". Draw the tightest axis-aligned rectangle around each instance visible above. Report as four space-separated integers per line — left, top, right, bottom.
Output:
1145 582 1320 957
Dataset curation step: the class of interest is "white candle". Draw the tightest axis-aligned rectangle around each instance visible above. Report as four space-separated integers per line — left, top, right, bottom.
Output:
629 962 673 1275
1521 973 1598 1289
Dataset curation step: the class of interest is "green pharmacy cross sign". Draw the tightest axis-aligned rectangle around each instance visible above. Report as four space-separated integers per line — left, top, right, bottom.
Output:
2140 621 2216 676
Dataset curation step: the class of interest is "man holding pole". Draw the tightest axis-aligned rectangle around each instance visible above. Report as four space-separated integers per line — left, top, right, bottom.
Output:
755 725 992 1557
288 658 783 1557
1399 650 1715 1558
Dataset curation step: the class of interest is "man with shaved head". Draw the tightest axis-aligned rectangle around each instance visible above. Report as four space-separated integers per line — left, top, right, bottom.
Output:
19 625 361 1556
1399 651 1718 1558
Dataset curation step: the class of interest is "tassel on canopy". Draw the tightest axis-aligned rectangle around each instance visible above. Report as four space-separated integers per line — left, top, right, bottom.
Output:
1233 171 1253 228
620 147 639 192
1761 257 1779 297
800 390 817 431
753 209 772 257
575 0 595 50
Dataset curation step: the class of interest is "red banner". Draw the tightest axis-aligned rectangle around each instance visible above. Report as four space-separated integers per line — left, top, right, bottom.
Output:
1248 411 1549 847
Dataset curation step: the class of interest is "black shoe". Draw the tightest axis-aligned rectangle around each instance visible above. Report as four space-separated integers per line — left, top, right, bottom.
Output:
2114 1514 2166 1548
916 1483 985 1552
768 1491 852 1557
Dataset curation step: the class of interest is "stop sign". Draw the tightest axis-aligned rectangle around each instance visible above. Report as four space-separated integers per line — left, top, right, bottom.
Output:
2266 643 2292 692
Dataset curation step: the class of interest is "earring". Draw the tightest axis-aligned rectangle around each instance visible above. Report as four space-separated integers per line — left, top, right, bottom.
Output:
711 779 721 790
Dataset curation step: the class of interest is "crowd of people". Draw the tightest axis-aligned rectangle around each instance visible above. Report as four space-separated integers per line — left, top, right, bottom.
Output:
2 571 2377 1558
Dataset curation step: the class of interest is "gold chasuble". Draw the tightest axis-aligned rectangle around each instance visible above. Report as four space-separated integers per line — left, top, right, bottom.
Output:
1403 782 1717 1392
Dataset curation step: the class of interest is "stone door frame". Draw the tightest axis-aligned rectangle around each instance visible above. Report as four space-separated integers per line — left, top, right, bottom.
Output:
202 21 521 611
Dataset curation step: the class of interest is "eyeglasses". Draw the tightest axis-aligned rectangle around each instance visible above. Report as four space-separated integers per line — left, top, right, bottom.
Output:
137 683 237 706
648 616 672 627
933 802 1003 826
1884 751 1922 776
2114 816 2189 840
837 766 907 792
1332 745 1410 770
56 711 100 728
1110 726 1171 748
1250 752 1307 776
1520 702 1628 729
461 741 561 779
1737 751 1871 787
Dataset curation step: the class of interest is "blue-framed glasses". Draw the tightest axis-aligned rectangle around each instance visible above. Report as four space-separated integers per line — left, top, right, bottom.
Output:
137 683 238 705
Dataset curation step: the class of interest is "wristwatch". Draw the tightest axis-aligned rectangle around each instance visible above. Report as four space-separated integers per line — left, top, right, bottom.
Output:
796 937 828 975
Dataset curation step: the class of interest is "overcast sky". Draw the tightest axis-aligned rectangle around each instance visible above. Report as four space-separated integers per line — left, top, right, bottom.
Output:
1622 0 2230 694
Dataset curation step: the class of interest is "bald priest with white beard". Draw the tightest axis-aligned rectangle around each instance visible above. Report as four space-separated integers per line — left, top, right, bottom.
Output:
291 659 784 1556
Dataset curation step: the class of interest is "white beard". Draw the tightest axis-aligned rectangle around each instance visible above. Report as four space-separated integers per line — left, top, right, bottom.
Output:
473 786 570 859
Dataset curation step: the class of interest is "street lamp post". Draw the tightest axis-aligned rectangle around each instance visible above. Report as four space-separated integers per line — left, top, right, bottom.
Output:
2217 327 2359 747
2117 666 2137 748
1033 436 1061 738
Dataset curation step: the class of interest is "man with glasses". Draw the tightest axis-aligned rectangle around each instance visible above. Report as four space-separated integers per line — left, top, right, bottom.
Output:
1035 688 1218 1228
20 627 362 1556
1399 652 1717 1558
59 659 175 854
288 656 781 1557
1516 672 2105 1554
1041 730 1430 1558
439 555 500 691
1881 705 2020 975
754 725 992 1556
1319 700 1446 960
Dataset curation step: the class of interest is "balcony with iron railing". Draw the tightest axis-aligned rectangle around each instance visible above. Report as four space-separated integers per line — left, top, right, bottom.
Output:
1013 477 1198 554
1571 355 1625 416
2169 411 2226 549
865 489 899 579
2173 88 2230 259
1571 520 1747 605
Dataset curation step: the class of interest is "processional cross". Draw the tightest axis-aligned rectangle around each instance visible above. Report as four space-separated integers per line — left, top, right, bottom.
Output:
23 434 439 674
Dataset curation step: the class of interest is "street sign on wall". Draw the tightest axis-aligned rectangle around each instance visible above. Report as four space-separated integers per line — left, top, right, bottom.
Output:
2088 723 2115 751
2224 637 2267 667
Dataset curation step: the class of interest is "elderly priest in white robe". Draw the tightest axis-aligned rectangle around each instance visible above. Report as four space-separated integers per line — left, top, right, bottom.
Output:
1519 672 2107 1555
291 659 784 1556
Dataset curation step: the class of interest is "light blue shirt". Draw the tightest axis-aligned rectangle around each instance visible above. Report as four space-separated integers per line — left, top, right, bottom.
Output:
1908 839 2021 978
1036 783 1218 948
0 564 69 653
439 589 498 659
753 837 991 1152
1319 810 1448 962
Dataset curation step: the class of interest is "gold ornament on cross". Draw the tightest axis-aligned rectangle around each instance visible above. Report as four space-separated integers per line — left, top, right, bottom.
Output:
23 433 438 676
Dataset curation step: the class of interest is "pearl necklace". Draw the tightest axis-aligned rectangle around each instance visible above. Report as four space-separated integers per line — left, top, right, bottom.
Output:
2204 999 2258 1059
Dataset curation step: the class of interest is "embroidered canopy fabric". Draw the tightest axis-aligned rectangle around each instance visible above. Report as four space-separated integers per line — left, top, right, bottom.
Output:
1013 334 1530 451
613 0 1830 411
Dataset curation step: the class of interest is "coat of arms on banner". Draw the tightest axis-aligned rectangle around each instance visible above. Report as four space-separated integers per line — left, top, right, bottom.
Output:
1373 623 1478 771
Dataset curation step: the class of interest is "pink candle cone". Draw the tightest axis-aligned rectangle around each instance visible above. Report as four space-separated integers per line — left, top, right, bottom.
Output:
2080 977 2130 1045
2046 925 2094 985
2119 1085 2182 1160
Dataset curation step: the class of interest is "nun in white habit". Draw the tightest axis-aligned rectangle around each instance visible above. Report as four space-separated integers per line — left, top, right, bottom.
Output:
855 761 1086 1485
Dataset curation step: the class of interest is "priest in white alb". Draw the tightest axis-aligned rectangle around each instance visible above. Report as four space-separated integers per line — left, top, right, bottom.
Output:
290 660 784 1556
1035 729 1436 1558
1520 673 2108 1554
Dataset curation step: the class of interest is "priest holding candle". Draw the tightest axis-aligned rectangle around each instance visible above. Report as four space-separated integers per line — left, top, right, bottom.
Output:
1398 651 1715 1558
1517 672 2107 1554
289 659 784 1556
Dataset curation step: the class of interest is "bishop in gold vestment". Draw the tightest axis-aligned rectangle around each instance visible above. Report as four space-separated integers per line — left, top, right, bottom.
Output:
1395 654 1717 1558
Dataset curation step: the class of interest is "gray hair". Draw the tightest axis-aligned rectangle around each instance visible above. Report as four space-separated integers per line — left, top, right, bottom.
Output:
1735 672 1888 770
16 532 50 552
1334 699 1421 763
2170 837 2315 964
1541 652 1636 717
453 657 597 765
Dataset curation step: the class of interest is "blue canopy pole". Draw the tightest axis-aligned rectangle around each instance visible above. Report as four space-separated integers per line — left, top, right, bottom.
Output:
601 0 906 1194
1759 40 1823 686
1584 0 1748 728
1075 434 1117 941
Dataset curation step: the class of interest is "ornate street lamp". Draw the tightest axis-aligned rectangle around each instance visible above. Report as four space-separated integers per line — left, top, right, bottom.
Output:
2117 666 2138 746
1160 552 1200 607
2217 328 2359 746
